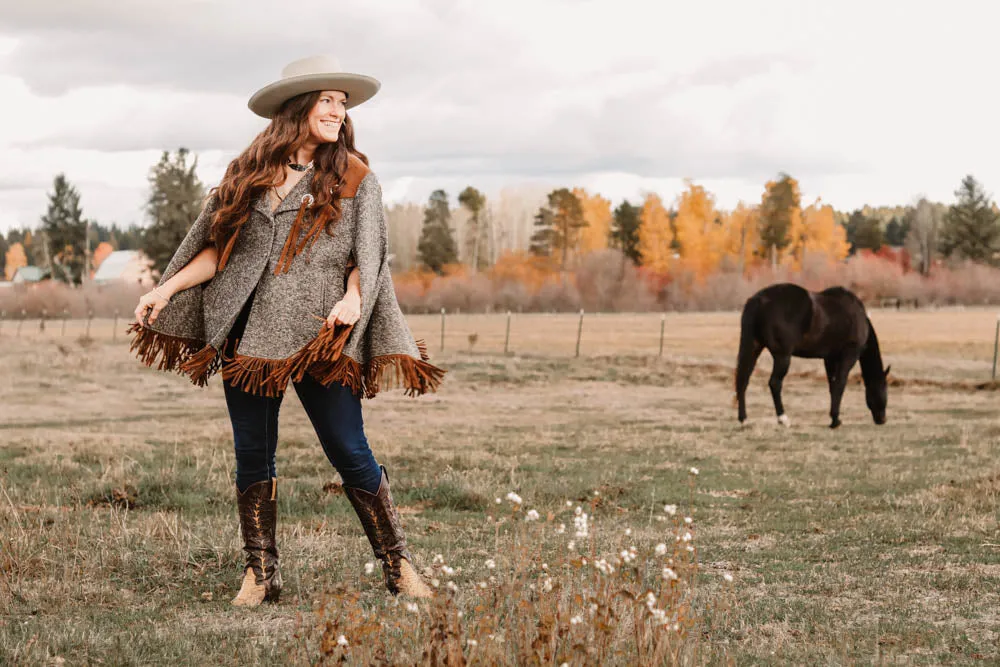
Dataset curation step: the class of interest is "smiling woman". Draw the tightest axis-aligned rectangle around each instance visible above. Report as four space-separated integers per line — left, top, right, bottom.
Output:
127 55 443 606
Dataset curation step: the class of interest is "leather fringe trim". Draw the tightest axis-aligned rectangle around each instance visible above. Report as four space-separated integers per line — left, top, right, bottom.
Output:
129 321 445 398
362 341 446 399
126 322 218 387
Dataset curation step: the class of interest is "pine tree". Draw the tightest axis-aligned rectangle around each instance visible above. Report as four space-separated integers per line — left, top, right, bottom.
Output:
758 173 801 267
458 186 489 272
939 175 1000 263
527 188 584 270
417 190 458 274
0 234 7 281
143 148 206 276
529 206 556 258
610 200 642 265
40 174 88 284
845 210 884 253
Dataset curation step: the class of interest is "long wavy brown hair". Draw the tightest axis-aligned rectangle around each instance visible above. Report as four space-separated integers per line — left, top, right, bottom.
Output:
209 90 369 269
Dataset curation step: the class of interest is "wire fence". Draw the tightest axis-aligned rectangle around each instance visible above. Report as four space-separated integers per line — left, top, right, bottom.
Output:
3 308 999 380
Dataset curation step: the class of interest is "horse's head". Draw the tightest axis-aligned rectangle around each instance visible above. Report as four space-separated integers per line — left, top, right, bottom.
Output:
865 364 890 425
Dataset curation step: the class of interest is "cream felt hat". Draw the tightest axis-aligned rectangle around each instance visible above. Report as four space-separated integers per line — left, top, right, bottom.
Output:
248 55 380 119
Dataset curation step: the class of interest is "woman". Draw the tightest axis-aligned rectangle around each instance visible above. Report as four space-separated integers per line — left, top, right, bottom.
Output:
129 55 444 606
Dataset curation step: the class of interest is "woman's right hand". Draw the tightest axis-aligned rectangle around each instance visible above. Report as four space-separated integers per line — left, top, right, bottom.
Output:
134 289 171 325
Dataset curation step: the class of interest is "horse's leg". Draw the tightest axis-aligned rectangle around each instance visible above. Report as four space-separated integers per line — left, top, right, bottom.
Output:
768 353 792 426
827 350 861 429
736 342 763 424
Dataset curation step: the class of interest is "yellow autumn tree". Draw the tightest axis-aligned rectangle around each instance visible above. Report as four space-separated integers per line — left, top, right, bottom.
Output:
572 188 612 254
5 242 27 281
672 181 725 279
637 193 674 274
721 203 760 275
800 199 850 262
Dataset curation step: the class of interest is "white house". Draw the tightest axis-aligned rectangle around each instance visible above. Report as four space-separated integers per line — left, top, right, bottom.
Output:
93 250 156 288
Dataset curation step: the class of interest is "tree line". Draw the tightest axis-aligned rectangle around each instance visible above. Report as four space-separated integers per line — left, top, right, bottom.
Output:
4 147 998 286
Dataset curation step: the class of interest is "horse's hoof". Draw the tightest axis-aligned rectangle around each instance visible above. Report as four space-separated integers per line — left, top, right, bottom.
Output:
829 419 841 429
777 414 791 427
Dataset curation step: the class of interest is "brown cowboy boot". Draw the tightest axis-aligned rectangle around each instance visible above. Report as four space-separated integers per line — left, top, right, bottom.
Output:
344 467 432 598
232 478 282 606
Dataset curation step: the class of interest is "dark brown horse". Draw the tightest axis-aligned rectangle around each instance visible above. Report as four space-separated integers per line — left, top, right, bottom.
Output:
735 283 890 428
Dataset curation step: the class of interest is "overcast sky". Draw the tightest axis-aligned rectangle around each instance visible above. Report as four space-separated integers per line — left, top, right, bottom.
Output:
0 0 996 231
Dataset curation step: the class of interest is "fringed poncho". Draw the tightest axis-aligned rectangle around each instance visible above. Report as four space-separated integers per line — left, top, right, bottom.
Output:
128 154 445 398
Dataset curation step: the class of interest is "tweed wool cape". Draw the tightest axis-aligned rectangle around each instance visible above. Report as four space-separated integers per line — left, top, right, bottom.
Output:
128 154 445 398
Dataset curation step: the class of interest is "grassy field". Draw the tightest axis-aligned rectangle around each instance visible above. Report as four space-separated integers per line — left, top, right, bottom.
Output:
2 309 999 664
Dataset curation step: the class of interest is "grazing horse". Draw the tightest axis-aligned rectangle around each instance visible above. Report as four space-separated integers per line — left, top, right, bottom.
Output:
735 283 890 429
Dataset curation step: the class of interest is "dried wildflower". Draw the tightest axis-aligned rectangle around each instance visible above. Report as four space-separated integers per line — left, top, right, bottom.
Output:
682 531 692 542
689 467 699 476
442 565 455 576
336 635 348 647
684 517 693 525
565 501 573 508
506 492 523 505
723 572 734 583
625 528 632 536
556 523 566 534
542 578 553 592
467 639 478 648
525 509 540 521
663 567 678 581
570 615 583 625
664 504 677 516
574 506 582 516
405 602 419 613
364 562 375 575
568 541 576 551
431 578 440 588
433 554 445 564
485 559 496 570
655 543 667 556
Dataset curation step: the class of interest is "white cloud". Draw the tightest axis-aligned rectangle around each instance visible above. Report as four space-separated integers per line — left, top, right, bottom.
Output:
0 0 997 231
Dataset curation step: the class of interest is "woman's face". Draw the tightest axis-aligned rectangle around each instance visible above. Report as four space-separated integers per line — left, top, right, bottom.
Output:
307 90 347 144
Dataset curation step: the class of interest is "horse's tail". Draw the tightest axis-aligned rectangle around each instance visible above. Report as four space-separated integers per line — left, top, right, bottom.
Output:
735 296 761 394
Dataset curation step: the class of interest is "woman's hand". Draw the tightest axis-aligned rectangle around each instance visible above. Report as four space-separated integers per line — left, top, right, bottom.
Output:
327 292 361 327
134 288 172 325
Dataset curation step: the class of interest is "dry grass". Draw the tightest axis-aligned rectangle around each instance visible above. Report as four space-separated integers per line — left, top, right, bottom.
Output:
1 309 999 664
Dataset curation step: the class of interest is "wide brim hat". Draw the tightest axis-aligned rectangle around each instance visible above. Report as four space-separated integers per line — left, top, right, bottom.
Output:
248 55 380 119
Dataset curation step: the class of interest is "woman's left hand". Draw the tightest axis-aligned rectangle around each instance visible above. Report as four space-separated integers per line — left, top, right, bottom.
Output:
328 292 361 327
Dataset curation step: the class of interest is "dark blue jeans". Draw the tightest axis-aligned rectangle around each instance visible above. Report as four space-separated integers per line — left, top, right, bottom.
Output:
223 374 382 494
222 295 382 494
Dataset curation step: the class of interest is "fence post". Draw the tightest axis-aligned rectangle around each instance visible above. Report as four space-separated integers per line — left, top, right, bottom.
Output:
659 313 666 358
62 310 68 337
992 315 999 380
86 310 93 339
0 310 4 337
40 308 47 334
575 309 585 358
504 310 512 355
440 307 446 352
17 309 25 337
113 310 119 342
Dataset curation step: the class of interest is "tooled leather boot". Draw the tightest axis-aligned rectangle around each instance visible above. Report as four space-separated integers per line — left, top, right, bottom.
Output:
231 478 282 606
344 466 432 598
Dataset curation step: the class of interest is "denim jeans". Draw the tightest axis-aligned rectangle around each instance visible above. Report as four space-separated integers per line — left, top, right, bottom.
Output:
222 295 382 494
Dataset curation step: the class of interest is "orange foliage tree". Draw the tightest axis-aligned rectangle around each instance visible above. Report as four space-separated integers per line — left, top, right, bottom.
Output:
637 193 674 274
572 188 612 254
721 203 760 275
799 199 850 263
672 181 724 279
5 242 27 280
488 250 557 293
